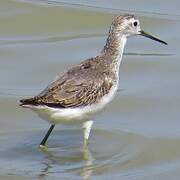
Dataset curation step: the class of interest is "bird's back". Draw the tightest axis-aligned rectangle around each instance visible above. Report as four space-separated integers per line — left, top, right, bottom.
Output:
20 54 117 109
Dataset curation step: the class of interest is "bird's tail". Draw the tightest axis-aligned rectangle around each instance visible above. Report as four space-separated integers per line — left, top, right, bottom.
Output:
19 97 38 107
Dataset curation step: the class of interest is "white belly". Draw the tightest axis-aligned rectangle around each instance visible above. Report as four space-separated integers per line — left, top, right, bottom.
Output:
27 83 118 125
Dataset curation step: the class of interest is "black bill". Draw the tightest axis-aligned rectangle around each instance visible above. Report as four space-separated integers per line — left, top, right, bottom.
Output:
140 30 167 45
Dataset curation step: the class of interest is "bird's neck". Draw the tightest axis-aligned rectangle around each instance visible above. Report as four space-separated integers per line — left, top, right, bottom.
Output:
102 31 127 68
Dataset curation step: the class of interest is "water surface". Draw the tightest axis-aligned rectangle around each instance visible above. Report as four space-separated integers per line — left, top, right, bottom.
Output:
0 0 180 179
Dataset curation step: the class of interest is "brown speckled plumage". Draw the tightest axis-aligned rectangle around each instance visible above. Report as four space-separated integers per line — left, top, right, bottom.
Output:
19 13 168 147
20 55 115 108
20 14 134 108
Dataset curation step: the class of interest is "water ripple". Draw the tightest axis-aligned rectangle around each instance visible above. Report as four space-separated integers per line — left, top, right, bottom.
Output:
19 0 180 20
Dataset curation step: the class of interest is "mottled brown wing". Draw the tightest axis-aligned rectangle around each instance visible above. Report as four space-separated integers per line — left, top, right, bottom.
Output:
20 61 113 108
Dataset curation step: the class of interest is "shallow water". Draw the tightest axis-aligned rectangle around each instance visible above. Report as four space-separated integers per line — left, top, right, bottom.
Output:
0 0 180 179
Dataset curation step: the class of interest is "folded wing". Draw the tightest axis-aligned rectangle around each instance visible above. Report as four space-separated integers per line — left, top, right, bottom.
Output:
20 59 113 108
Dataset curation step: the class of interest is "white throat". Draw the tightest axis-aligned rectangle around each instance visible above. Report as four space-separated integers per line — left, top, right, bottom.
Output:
113 35 127 74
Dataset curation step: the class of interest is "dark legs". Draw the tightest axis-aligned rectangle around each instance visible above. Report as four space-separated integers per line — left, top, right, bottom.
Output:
39 124 55 147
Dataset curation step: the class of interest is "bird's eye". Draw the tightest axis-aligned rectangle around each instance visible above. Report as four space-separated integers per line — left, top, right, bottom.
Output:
133 21 138 27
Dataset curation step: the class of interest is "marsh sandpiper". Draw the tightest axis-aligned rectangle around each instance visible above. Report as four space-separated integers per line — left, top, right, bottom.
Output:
20 14 167 148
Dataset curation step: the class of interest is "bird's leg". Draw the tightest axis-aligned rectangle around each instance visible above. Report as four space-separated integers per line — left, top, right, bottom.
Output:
82 120 93 147
39 124 55 148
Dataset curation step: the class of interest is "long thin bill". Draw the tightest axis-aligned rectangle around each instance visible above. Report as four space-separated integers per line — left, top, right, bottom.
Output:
140 30 167 45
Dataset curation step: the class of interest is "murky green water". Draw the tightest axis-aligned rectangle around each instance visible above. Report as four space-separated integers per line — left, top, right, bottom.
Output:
0 0 180 179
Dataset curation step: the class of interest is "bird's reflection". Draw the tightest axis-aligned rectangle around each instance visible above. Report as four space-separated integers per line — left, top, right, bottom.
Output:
38 130 94 180
80 145 94 180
